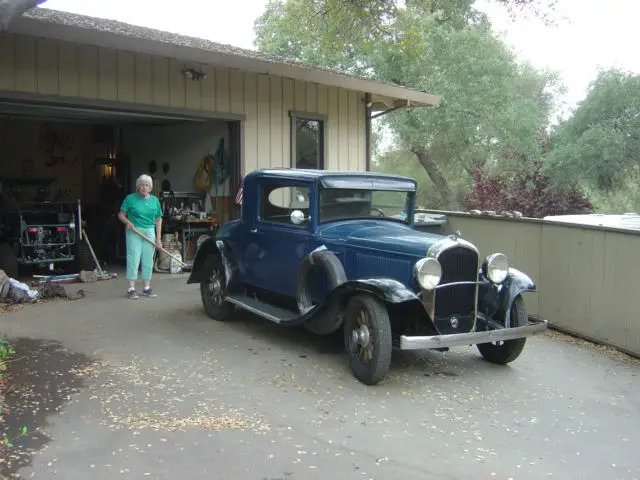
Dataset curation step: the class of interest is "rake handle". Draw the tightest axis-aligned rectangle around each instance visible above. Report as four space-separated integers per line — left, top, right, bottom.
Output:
131 228 186 266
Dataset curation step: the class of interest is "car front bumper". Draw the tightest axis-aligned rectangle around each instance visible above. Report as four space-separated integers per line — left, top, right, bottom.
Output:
399 318 548 350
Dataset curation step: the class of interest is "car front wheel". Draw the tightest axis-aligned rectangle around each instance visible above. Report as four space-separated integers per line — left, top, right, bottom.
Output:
200 254 234 321
343 294 392 385
477 294 528 364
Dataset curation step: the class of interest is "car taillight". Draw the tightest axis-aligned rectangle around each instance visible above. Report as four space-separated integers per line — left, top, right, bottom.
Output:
56 227 67 232
27 227 38 233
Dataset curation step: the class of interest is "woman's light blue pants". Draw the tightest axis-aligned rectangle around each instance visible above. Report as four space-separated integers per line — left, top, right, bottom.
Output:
126 227 156 281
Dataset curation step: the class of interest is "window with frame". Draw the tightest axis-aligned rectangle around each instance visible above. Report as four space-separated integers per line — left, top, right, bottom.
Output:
291 112 325 170
318 187 412 224
259 184 311 226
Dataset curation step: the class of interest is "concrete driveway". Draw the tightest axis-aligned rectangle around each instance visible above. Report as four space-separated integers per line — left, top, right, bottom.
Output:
1 271 638 480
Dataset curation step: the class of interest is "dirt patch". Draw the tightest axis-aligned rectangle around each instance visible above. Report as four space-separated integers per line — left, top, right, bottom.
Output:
0 338 96 478
0 304 28 316
545 329 640 365
90 356 271 435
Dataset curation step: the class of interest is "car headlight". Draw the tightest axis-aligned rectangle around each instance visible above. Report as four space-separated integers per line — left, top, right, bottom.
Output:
484 253 509 284
414 257 442 291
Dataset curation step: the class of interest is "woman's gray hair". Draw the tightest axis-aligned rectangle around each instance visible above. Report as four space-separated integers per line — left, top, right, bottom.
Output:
136 174 153 191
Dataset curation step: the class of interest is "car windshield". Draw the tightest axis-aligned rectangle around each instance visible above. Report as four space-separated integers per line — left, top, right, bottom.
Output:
318 187 412 224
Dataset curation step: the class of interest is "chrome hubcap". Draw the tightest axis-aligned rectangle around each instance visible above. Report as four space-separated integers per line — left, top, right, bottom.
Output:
351 309 374 362
352 325 371 347
208 270 224 306
209 277 221 294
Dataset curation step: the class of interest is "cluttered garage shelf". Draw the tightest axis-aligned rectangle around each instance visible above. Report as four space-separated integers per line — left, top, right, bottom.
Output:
156 137 235 271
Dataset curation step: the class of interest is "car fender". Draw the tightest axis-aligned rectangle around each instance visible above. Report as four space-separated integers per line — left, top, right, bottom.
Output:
498 268 536 328
299 277 423 334
186 237 238 288
329 278 421 306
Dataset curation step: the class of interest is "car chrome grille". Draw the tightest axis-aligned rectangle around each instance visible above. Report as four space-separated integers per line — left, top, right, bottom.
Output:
434 245 479 334
438 246 478 283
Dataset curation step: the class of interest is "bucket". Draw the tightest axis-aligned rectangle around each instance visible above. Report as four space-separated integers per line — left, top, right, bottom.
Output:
162 233 175 244
156 239 183 274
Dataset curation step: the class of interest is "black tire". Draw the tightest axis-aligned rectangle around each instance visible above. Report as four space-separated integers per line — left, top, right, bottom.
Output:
199 254 234 321
0 242 18 279
343 294 392 385
477 295 528 365
303 303 343 335
74 238 96 272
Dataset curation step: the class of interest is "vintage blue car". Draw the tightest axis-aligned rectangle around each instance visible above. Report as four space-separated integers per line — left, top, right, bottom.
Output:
187 168 548 385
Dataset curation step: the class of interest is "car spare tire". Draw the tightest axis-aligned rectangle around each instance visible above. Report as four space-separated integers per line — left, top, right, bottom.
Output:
297 249 347 335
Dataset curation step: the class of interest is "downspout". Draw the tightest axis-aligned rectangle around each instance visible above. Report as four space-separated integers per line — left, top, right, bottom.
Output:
364 93 372 172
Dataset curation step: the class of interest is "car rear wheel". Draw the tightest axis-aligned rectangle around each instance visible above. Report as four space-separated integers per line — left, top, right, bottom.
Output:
477 294 528 364
200 254 234 321
343 294 392 385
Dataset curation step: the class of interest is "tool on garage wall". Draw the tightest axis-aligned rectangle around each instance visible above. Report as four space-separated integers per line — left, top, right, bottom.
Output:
39 122 75 167
194 136 230 222
147 159 161 197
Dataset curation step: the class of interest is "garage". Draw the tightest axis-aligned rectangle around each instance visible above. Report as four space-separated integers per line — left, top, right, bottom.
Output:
0 95 242 279
0 6 439 285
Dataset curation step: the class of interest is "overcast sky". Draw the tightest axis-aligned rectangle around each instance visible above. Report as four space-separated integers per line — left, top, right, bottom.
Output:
40 0 640 118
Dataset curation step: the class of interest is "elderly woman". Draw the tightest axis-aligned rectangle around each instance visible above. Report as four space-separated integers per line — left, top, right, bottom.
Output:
117 174 163 299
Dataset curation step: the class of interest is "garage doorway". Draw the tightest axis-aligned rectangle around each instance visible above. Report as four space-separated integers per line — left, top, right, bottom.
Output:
0 95 242 277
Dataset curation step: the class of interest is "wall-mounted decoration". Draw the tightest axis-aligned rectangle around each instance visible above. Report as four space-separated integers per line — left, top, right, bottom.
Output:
39 123 75 167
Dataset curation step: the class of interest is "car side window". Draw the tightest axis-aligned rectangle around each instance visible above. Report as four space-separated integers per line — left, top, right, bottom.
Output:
259 184 310 226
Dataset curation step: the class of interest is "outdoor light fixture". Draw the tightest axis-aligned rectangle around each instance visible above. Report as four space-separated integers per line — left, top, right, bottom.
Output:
182 68 207 81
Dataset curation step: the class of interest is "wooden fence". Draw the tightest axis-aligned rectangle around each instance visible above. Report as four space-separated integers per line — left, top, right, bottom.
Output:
415 210 640 358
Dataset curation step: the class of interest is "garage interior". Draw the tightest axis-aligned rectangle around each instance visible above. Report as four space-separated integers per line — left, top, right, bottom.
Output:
0 98 242 279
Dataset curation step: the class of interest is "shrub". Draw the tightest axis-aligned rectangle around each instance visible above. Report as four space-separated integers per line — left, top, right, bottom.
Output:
464 165 593 218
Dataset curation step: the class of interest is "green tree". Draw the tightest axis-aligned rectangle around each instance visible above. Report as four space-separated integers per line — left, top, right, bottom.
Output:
254 0 558 62
255 0 561 208
543 69 640 202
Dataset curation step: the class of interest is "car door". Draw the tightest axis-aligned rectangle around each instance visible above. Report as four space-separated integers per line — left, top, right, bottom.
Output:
244 180 313 298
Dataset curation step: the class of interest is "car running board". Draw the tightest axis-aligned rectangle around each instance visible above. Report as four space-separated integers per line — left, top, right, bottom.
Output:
226 294 301 326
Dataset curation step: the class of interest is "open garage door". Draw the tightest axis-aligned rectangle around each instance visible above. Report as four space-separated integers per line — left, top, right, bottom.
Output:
0 95 242 278
0 97 226 123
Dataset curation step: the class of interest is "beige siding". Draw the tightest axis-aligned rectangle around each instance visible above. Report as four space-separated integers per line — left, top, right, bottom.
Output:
0 32 367 173
426 212 640 357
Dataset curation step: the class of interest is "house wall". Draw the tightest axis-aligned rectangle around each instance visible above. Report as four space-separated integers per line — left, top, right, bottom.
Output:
0 32 367 174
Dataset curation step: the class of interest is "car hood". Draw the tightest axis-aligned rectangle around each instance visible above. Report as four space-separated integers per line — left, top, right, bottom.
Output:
317 220 445 257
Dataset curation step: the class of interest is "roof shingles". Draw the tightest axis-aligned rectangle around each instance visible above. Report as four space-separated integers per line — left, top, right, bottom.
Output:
23 7 415 94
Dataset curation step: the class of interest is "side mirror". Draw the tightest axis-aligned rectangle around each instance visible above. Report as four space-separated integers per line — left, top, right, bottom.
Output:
290 210 306 225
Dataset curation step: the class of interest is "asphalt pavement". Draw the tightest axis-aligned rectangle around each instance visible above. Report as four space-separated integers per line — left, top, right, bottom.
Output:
0 271 638 480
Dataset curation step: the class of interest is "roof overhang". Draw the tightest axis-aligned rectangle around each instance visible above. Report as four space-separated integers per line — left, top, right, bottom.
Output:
0 0 44 30
5 8 440 111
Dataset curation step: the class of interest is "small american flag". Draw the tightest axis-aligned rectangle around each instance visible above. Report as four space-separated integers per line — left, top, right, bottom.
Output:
234 180 243 205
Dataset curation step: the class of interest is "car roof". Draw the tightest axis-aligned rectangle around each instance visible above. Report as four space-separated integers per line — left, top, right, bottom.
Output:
248 168 416 184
